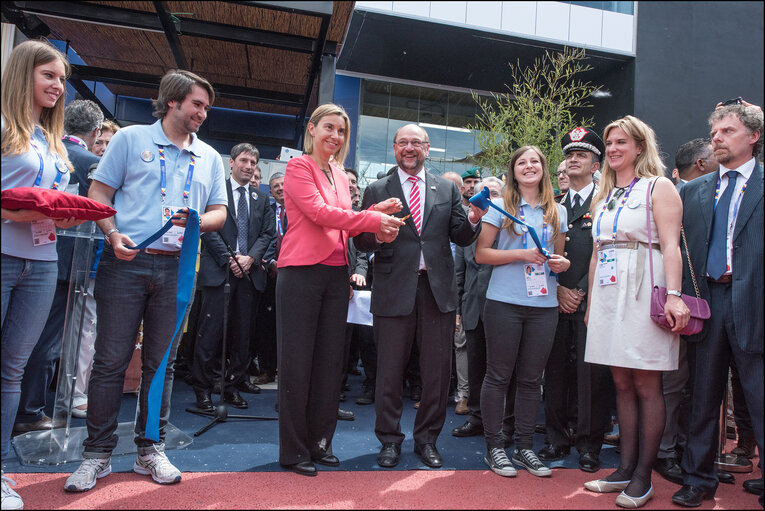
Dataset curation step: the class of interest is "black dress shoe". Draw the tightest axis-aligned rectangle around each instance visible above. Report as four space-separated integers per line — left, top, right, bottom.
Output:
252 372 275 385
744 478 764 495
337 408 355 421
282 461 317 477
537 444 569 461
654 456 683 485
414 443 443 468
223 389 248 409
235 381 262 394
339 392 347 402
313 453 340 467
451 421 484 437
578 452 600 473
672 485 714 507
356 387 374 405
193 388 213 412
378 442 401 468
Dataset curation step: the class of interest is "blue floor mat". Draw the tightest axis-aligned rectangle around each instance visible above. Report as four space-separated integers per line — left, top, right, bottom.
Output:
6 373 620 473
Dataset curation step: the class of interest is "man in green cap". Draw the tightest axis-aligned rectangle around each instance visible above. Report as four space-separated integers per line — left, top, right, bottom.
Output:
460 167 482 208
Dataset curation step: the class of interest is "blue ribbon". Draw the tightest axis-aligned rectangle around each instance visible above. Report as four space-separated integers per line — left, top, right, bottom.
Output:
126 209 200 441
469 186 551 258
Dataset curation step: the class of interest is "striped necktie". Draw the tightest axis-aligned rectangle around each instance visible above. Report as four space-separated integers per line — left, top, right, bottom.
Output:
408 176 422 234
236 186 248 254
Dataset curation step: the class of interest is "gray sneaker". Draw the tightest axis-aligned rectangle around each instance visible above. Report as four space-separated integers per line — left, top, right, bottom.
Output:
133 446 181 484
512 448 552 477
64 457 112 492
2 472 24 510
485 447 517 477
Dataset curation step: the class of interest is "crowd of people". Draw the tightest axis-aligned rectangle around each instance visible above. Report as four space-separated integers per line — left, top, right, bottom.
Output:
2 38 763 511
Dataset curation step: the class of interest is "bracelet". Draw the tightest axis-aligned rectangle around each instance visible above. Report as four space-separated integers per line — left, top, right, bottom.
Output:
666 289 682 297
104 228 120 245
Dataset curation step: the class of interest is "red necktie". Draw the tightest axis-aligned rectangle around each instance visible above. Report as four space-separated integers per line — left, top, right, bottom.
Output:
408 176 421 234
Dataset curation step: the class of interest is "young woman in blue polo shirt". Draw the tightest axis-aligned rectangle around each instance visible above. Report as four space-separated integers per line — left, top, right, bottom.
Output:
1 39 81 511
475 145 570 479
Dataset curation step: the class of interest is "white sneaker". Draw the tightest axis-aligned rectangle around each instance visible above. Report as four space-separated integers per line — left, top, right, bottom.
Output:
485 447 517 477
71 404 87 419
64 457 111 492
133 446 182 484
512 448 552 477
2 472 24 510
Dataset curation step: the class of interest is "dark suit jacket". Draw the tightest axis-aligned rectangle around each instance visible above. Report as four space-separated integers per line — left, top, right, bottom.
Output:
556 187 596 314
679 162 763 353
263 201 287 264
198 180 275 292
354 169 480 316
62 138 99 197
455 242 493 331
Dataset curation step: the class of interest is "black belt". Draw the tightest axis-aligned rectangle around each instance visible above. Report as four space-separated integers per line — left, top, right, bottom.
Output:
417 269 427 275
707 274 732 284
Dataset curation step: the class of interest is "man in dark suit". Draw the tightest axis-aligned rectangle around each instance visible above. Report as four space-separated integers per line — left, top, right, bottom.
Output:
354 123 485 469
13 100 103 434
192 143 275 411
672 103 763 507
539 127 611 473
671 138 719 191
251 172 285 386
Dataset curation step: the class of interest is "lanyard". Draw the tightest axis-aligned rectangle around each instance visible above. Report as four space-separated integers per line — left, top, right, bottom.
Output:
158 146 196 205
62 135 87 150
518 205 548 251
595 177 639 246
714 173 749 223
30 140 67 190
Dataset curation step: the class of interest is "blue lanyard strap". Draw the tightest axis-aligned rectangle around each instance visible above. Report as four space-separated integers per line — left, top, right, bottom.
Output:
124 209 200 441
518 205 548 251
595 177 639 245
30 140 67 190
158 147 196 205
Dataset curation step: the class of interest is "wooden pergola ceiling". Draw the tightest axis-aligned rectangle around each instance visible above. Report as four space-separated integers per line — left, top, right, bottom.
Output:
2 1 355 117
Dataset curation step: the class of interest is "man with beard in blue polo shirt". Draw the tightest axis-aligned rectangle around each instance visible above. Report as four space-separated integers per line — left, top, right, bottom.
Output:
65 69 227 493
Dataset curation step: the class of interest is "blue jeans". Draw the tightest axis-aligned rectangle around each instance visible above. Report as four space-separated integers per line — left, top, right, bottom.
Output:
83 247 188 456
1 254 58 460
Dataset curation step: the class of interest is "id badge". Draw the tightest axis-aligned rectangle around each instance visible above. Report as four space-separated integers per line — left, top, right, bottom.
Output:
524 264 549 297
31 219 56 246
161 204 185 248
597 248 617 286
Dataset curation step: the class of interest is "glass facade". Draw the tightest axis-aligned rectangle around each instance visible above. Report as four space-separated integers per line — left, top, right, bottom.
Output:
356 79 487 186
564 1 635 15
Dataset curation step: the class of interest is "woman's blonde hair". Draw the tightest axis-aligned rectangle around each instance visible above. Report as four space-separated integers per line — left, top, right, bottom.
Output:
591 115 665 211
303 103 351 166
502 145 561 240
1 39 70 161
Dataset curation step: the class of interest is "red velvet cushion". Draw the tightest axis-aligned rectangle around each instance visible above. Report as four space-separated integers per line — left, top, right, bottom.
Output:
1 187 116 221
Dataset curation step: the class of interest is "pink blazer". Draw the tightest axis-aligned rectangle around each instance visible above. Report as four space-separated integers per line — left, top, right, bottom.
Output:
278 155 381 267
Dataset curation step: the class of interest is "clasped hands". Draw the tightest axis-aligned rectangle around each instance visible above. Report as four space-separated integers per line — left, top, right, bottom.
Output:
374 198 405 243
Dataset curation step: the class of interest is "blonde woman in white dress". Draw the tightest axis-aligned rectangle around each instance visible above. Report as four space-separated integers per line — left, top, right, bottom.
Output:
583 116 690 508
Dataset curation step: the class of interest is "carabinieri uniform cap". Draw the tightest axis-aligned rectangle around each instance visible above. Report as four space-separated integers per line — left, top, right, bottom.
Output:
561 127 605 163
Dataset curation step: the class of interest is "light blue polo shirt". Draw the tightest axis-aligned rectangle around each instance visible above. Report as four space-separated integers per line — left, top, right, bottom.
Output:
92 120 227 250
484 197 568 308
2 117 71 261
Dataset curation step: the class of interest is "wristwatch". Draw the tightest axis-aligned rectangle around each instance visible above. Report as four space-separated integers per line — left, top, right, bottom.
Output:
104 228 120 244
576 288 586 297
666 289 682 297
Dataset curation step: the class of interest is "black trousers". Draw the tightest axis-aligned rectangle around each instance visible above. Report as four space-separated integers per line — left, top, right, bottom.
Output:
543 312 611 453
374 273 454 446
252 276 277 376
276 264 349 465
192 274 258 390
465 317 515 431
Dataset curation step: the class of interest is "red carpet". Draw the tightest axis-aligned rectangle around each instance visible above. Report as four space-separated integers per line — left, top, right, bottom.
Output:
9 464 761 509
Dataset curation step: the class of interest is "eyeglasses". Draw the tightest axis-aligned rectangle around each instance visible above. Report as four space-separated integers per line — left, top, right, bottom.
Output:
395 139 428 148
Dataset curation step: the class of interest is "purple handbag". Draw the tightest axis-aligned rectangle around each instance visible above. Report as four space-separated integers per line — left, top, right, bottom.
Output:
645 180 711 335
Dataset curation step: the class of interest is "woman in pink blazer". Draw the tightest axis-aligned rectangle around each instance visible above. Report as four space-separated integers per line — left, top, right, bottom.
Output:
276 103 403 476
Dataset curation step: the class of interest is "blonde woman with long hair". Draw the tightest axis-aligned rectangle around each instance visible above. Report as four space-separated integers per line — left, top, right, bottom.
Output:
475 145 570 479
275 103 404 476
583 116 689 508
1 39 81 510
